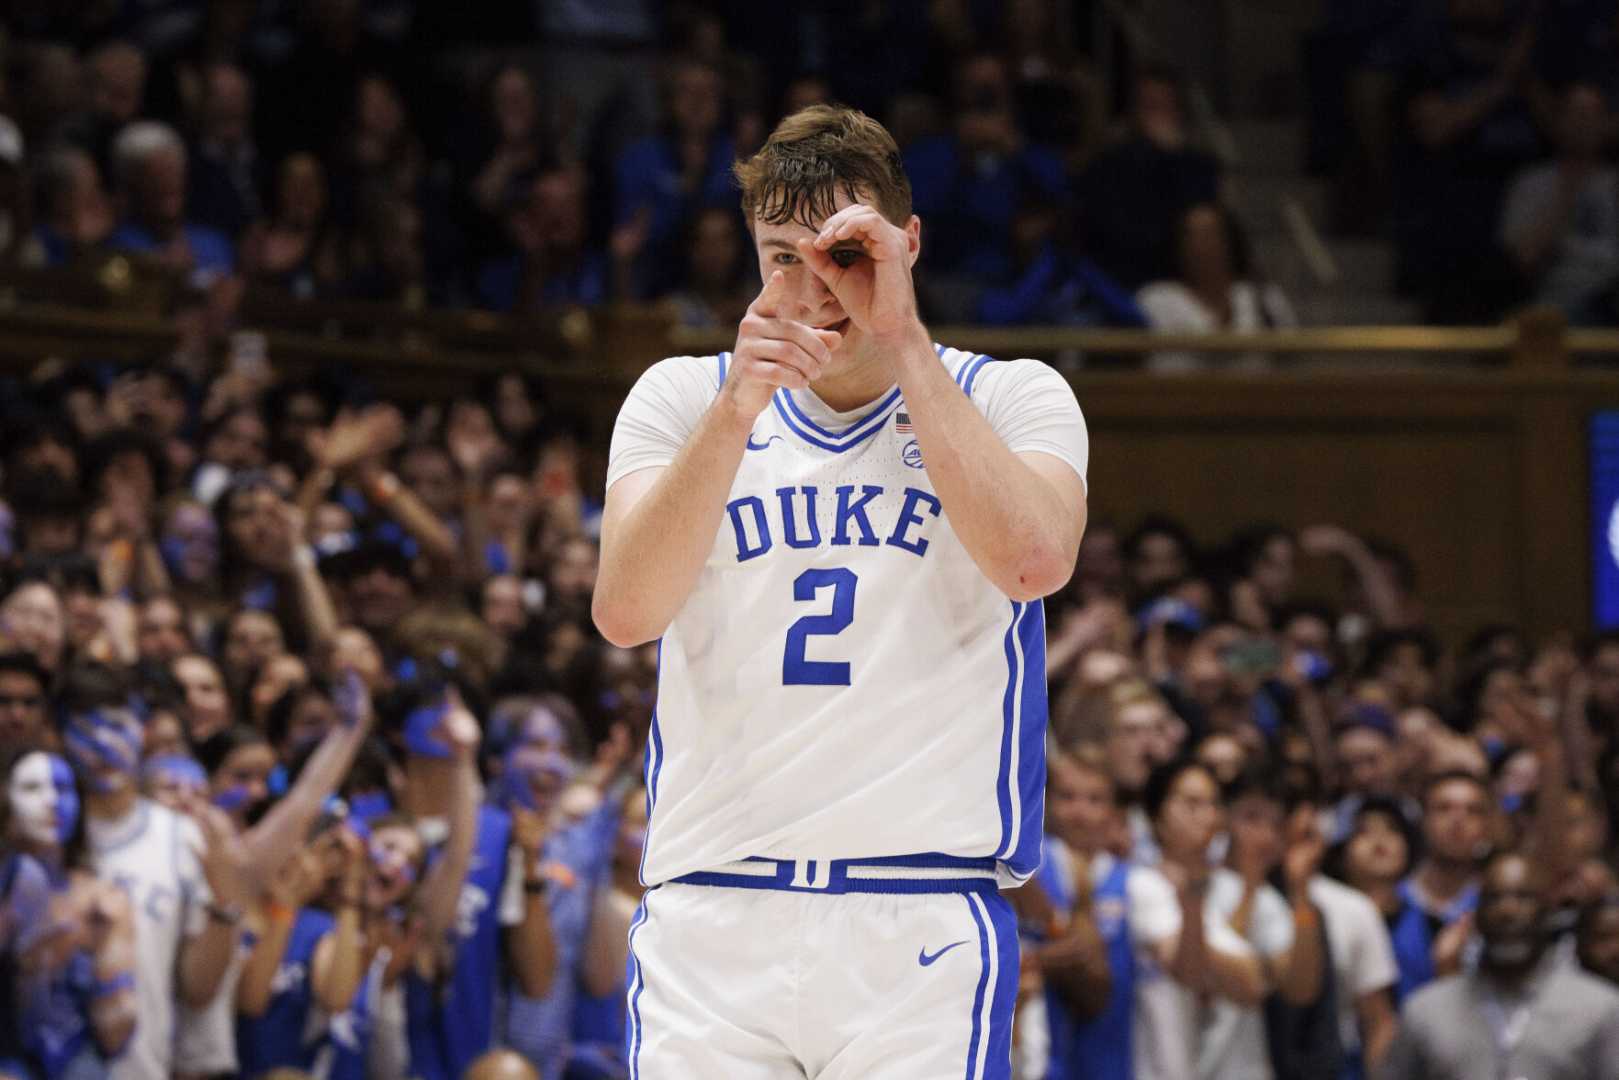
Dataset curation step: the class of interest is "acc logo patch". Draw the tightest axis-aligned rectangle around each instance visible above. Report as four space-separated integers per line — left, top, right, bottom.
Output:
901 440 924 469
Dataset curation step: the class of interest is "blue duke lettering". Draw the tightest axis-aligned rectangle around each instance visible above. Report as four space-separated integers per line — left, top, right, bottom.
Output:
726 485 942 563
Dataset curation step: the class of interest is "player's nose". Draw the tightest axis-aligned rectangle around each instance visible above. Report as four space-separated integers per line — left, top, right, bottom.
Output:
789 270 831 317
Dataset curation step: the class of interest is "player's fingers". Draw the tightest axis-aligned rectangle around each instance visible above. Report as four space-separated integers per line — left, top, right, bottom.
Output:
829 209 880 244
813 204 869 248
747 338 822 383
755 316 837 367
794 238 844 287
812 328 844 353
750 270 790 317
734 355 809 391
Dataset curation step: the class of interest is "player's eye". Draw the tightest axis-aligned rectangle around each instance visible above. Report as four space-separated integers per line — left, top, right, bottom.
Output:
774 253 798 265
830 247 863 269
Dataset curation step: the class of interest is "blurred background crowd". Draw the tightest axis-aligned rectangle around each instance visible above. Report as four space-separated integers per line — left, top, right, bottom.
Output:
0 1 1617 1080
0 0 1615 338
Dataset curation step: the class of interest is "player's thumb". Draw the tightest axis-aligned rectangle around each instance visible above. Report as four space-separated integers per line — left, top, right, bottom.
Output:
813 327 843 352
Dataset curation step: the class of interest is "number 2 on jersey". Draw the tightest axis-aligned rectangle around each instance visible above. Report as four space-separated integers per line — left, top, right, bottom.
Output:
783 568 857 685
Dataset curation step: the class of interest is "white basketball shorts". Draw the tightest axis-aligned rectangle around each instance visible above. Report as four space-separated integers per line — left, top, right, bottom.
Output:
624 854 1019 1078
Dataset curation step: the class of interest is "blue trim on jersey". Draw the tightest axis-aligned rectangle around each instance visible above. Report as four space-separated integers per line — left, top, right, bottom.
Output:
964 894 991 1079
647 715 665 809
717 352 729 385
993 600 1048 876
961 354 997 397
626 895 651 1080
780 386 903 440
770 391 903 453
1007 602 1048 877
639 641 664 887
983 893 1019 1080
954 353 987 389
994 602 1026 859
671 854 998 896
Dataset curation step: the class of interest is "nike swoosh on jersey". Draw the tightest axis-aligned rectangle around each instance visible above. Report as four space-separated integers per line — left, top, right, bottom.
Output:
918 940 970 967
745 434 782 451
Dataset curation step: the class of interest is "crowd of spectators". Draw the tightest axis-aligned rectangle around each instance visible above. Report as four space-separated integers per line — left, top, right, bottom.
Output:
1308 0 1619 325
0 5 1617 1080
0 338 1618 1079
0 0 1311 354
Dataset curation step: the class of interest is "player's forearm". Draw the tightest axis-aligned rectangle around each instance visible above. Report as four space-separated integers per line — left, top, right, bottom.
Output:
594 398 752 646
890 326 1081 600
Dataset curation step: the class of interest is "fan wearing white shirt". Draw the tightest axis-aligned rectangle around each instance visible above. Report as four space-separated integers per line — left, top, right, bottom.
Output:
1136 204 1296 374
63 701 250 1080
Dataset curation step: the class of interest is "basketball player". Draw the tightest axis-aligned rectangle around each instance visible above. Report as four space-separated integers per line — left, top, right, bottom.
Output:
595 104 1089 1077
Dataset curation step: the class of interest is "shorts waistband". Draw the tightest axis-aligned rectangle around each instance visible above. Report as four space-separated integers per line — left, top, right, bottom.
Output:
671 853 999 896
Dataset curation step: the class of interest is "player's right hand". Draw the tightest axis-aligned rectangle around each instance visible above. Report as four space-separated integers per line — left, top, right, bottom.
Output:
723 270 842 418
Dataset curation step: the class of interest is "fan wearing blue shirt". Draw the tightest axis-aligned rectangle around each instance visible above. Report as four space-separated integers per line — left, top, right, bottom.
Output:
611 58 736 298
107 122 234 286
1021 747 1136 1080
902 54 1068 285
393 680 558 1080
1389 772 1488 1003
236 833 347 1076
501 760 628 1080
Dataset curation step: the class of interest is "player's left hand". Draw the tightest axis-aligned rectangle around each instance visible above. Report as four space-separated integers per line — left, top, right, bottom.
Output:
795 203 919 340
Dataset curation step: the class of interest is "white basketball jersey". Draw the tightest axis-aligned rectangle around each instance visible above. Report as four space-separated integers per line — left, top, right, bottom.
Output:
607 346 1088 887
87 798 211 1080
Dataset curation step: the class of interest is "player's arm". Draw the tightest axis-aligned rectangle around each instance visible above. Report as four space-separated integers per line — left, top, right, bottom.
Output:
594 272 841 647
797 210 1083 601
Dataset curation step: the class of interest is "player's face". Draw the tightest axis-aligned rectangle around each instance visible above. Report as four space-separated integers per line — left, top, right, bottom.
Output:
750 187 919 371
